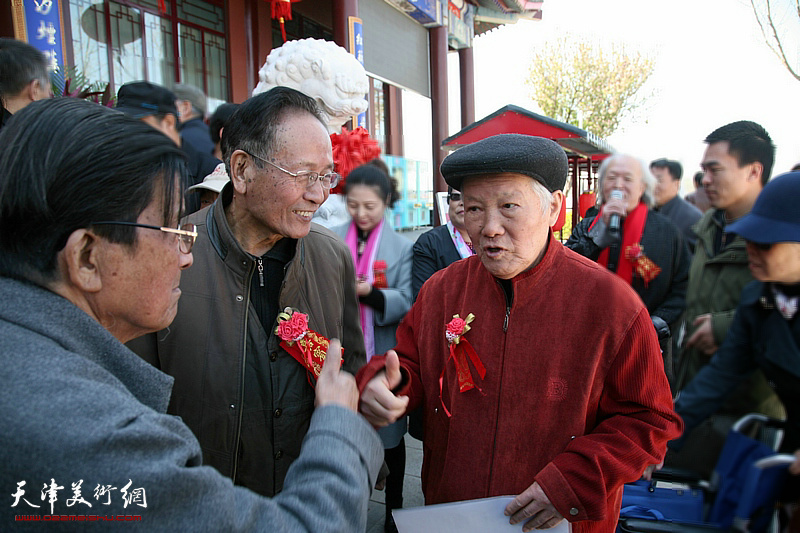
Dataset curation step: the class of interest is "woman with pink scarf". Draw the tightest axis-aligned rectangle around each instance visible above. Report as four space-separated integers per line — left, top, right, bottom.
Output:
332 162 413 533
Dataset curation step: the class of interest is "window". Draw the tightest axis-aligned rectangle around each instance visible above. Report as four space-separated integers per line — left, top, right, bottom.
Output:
68 0 228 101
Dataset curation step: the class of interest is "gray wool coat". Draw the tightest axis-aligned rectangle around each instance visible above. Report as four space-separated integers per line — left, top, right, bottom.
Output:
0 276 382 531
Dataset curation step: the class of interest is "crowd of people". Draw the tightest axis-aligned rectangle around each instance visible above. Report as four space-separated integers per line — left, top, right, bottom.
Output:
2 36 800 533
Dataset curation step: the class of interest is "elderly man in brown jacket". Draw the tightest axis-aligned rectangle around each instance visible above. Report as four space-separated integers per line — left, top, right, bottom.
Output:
129 87 366 497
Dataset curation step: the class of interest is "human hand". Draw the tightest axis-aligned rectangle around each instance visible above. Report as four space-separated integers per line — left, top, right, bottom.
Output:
315 339 358 411
601 193 628 225
356 279 372 297
790 450 800 476
359 350 409 427
505 482 564 531
685 314 718 355
642 461 664 481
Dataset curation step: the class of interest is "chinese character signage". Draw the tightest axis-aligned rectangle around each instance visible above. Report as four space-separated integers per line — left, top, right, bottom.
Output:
348 16 367 130
11 0 67 74
10 478 148 522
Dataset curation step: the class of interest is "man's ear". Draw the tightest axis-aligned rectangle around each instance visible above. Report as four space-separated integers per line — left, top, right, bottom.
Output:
60 229 103 293
229 150 250 195
548 190 564 226
25 79 42 102
748 161 764 184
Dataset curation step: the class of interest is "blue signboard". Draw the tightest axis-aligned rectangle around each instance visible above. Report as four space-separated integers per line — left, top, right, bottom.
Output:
12 0 67 77
407 0 442 27
348 16 367 129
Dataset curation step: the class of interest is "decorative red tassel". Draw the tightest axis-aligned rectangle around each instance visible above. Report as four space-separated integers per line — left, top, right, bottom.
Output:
271 0 293 42
158 0 166 14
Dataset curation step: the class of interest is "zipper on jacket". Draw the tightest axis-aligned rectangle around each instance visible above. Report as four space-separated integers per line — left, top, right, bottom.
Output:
498 278 513 332
232 261 256 483
257 258 264 287
489 280 512 491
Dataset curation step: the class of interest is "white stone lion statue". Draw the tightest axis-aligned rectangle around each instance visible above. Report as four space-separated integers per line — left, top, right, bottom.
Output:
253 38 369 134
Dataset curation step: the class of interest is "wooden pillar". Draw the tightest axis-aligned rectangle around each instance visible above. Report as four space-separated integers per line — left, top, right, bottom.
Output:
571 157 580 229
386 85 403 156
430 25 448 200
458 47 475 128
0 1 13 38
333 0 358 48
226 0 250 103
252 0 273 81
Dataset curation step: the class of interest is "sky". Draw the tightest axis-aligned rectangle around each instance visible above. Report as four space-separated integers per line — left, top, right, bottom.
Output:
453 0 800 194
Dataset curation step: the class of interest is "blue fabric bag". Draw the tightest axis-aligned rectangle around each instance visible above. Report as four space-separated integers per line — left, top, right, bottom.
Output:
706 429 775 528
619 480 704 523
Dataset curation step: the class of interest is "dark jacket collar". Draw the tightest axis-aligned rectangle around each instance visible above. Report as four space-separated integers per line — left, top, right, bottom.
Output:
206 182 304 274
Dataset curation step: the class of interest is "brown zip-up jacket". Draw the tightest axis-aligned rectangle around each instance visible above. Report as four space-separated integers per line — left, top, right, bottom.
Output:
129 187 366 495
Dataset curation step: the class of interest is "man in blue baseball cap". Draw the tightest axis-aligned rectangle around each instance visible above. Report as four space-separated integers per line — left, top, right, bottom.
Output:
672 171 800 522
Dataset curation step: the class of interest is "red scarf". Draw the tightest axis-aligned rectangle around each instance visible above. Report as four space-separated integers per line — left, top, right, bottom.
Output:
589 203 648 285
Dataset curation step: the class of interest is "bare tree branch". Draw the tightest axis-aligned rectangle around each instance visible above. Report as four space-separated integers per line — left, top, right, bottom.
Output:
750 0 800 81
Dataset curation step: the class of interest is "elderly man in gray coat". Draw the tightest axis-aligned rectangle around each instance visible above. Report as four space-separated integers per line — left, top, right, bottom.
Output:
0 98 381 530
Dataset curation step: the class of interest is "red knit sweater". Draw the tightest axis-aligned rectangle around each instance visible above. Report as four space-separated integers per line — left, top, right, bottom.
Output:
358 234 682 532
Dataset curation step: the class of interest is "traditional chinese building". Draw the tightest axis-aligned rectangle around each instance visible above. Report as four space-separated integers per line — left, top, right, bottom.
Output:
1 0 542 226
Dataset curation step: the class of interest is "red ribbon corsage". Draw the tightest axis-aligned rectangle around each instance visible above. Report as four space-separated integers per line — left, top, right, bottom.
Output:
625 243 661 286
274 307 340 386
440 313 485 417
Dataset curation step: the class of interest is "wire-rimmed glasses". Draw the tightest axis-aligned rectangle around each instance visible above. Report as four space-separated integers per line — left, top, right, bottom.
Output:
92 222 197 253
243 150 341 190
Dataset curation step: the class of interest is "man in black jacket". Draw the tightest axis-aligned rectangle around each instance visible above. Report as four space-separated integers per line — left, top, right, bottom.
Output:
651 158 702 251
174 83 214 156
411 187 474 299
0 38 50 132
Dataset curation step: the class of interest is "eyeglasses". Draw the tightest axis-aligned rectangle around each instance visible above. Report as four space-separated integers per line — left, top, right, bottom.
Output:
92 222 197 254
243 150 341 190
448 192 462 202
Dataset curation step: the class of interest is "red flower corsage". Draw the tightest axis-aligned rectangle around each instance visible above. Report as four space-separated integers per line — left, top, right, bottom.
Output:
275 307 340 384
625 243 661 286
440 313 485 417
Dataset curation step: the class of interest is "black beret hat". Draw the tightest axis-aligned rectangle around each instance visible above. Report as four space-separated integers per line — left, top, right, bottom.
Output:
441 134 568 193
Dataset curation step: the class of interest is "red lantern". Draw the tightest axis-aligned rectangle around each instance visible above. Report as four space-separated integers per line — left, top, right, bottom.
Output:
579 192 596 218
552 198 567 232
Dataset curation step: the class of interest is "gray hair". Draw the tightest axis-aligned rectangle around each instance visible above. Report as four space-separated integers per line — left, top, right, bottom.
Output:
596 153 655 208
0 38 49 101
531 179 554 216
172 83 207 115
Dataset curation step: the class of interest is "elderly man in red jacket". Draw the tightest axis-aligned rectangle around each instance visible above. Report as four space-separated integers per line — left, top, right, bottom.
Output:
358 134 682 533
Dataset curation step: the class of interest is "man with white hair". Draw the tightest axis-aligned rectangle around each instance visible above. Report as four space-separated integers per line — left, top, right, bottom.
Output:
566 153 691 384
357 134 682 533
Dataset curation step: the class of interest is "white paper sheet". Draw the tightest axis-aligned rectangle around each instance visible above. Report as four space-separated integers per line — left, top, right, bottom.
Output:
392 496 572 533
